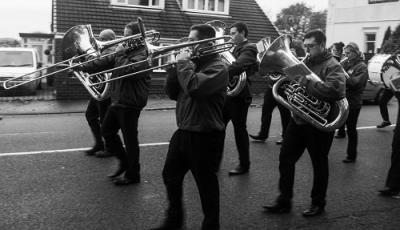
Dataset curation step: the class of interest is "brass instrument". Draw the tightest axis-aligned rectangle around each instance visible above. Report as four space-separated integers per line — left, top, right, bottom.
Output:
2 17 159 101
88 21 236 93
259 34 349 132
206 20 247 97
256 37 284 81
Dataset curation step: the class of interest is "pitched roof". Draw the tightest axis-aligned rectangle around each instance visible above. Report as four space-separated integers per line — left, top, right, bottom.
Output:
52 0 279 43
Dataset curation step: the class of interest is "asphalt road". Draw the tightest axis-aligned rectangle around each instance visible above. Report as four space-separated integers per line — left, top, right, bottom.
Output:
0 103 399 230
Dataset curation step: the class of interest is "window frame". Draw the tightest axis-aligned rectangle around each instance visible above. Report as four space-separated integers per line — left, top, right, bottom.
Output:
182 0 230 15
110 0 165 10
365 32 376 54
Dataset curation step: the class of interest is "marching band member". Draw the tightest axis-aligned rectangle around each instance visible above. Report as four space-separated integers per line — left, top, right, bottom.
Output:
329 42 348 139
84 29 115 158
379 92 400 197
152 24 228 230
341 42 368 163
248 73 291 144
377 88 394 128
74 21 150 185
263 29 346 217
223 21 258 176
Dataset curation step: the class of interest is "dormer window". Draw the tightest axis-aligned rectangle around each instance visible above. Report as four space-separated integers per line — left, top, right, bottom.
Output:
110 0 165 9
182 0 230 15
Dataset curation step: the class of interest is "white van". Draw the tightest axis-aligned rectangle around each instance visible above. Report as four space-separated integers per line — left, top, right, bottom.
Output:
0 47 42 91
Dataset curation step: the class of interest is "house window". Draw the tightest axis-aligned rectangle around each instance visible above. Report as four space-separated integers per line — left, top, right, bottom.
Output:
365 33 376 53
110 0 164 9
183 0 229 14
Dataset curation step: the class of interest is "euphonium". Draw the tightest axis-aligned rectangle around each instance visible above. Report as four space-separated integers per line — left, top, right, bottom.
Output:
259 35 349 132
206 20 247 97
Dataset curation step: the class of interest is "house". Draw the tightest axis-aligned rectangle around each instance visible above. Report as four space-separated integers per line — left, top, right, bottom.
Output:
326 0 400 60
19 33 55 67
51 0 279 99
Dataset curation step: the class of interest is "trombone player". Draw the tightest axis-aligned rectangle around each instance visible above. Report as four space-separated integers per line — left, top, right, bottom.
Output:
152 24 228 230
74 20 150 185
263 29 347 217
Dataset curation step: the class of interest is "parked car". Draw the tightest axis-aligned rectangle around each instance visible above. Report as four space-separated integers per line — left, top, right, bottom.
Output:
0 47 42 91
361 80 384 104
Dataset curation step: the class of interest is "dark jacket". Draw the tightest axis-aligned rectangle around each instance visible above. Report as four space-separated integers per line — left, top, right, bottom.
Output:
301 51 346 102
81 46 150 110
227 40 259 101
293 51 347 124
342 58 369 109
165 54 229 132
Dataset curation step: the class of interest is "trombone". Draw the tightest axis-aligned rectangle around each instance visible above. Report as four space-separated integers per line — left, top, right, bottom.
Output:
87 35 234 86
2 18 159 101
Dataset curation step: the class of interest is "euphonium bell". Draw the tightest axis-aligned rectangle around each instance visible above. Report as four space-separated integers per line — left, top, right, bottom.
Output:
259 34 349 132
206 20 247 97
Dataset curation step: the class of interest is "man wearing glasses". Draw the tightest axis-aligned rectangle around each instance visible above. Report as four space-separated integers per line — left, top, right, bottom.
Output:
263 30 347 217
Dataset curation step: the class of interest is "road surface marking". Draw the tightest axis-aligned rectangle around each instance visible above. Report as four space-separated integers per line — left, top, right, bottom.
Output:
0 124 396 157
0 142 170 157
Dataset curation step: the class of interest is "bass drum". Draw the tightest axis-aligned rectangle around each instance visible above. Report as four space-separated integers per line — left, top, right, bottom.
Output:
368 53 400 91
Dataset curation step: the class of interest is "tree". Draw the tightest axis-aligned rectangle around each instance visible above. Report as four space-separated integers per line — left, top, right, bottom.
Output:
274 3 312 39
309 10 327 32
274 3 327 40
381 24 400 54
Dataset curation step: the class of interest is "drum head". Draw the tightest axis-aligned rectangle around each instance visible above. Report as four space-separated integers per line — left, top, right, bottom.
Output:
367 54 391 85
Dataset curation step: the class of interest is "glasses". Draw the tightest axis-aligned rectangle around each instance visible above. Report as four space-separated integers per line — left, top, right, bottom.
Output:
304 43 319 49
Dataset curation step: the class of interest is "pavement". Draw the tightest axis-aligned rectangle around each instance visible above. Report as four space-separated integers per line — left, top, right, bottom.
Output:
0 95 264 115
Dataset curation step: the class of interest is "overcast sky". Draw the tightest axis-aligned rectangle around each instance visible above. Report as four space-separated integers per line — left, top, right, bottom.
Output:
0 0 327 39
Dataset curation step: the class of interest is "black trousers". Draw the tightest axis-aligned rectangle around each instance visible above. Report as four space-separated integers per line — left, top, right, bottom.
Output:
101 105 141 179
223 97 251 168
259 86 291 138
85 97 111 147
345 108 361 160
379 88 394 122
162 129 225 230
278 119 334 207
385 94 400 189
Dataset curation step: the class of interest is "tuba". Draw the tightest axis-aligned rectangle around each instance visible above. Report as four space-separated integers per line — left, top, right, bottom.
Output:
368 53 400 92
259 35 349 132
206 20 247 97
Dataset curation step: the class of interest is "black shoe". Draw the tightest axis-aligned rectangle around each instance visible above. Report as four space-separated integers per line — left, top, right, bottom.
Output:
276 139 283 145
228 165 249 176
85 145 104 156
108 166 127 179
113 176 140 185
302 205 324 217
378 187 400 197
249 134 267 142
95 150 113 158
263 203 291 214
342 158 356 163
377 121 391 128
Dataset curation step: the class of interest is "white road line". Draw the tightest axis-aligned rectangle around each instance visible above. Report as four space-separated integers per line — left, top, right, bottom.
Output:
0 124 396 157
0 142 170 157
